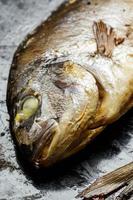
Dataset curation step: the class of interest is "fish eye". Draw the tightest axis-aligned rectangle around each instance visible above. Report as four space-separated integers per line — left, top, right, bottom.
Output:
15 96 39 123
22 96 39 115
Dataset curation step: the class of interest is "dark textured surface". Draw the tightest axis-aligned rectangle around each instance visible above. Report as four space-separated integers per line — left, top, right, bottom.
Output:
0 0 133 199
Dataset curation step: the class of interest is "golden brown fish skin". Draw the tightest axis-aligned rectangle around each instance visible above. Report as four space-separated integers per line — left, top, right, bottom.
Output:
7 0 133 167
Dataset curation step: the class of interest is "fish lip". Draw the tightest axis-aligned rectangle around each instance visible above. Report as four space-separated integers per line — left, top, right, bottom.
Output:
31 119 56 167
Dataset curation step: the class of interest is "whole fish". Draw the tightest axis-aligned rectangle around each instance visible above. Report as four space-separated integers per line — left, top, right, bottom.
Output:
7 0 133 167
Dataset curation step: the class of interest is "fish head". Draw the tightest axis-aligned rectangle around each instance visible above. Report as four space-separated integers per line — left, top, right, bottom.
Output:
13 59 99 167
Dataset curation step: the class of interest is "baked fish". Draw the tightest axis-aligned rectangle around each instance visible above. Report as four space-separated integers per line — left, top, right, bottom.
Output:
7 0 133 167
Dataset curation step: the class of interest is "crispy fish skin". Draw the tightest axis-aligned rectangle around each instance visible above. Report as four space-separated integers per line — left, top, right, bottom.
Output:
7 0 133 167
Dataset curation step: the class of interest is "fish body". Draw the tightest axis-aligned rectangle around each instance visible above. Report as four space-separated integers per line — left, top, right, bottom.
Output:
7 0 133 167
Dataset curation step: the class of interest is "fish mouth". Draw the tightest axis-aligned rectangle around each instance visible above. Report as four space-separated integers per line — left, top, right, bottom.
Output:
31 119 57 167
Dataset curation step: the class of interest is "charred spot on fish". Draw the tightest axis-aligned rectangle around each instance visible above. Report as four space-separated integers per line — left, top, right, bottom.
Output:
93 20 124 58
